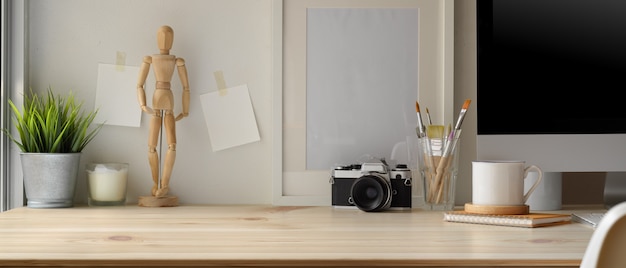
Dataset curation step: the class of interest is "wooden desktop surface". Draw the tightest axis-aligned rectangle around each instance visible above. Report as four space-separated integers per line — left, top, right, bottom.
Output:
0 205 601 267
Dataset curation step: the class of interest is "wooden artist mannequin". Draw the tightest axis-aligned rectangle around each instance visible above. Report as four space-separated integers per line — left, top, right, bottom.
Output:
136 25 190 206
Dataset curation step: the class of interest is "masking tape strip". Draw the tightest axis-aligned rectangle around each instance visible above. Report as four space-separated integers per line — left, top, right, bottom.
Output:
116 51 126 71
214 70 228 96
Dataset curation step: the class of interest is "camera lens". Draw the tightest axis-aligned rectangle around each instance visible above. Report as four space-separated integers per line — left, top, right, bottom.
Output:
350 174 392 212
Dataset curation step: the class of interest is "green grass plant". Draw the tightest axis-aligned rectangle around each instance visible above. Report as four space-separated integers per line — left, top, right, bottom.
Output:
3 87 103 153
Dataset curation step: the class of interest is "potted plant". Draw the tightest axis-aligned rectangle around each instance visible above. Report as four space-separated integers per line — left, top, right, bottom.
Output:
2 87 103 208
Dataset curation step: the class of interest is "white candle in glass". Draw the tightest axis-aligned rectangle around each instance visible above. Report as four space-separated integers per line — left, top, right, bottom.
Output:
87 163 128 203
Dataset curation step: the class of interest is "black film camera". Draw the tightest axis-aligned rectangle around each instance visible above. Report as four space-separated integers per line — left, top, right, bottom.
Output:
330 162 412 212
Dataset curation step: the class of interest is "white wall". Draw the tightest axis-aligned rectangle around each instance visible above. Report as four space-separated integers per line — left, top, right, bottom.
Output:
16 0 492 207
25 0 277 205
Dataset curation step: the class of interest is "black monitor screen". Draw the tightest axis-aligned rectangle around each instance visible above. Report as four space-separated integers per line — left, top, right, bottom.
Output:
477 0 626 134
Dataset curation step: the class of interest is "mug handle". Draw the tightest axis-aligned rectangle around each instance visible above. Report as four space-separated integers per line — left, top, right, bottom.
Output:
522 165 543 203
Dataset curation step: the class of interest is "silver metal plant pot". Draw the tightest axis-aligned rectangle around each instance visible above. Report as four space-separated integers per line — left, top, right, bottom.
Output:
20 153 81 208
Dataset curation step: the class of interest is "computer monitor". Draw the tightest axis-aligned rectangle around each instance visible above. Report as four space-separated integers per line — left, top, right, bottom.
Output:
476 0 626 207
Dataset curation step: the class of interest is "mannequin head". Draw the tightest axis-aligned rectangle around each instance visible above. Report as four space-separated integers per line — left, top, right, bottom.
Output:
157 25 174 54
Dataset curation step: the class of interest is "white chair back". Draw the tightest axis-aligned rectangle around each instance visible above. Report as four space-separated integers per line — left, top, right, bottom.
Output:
580 201 626 268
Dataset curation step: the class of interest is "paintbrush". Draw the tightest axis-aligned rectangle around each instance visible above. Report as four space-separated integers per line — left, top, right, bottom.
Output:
432 99 471 202
441 99 471 159
443 123 452 149
426 107 433 125
415 101 427 138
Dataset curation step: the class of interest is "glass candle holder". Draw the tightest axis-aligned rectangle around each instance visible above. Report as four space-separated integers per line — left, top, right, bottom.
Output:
86 163 128 206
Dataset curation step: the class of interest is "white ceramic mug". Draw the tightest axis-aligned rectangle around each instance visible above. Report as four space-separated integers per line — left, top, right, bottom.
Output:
472 160 543 206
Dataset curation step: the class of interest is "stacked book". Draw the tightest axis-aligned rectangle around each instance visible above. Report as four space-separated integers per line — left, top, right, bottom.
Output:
443 211 572 228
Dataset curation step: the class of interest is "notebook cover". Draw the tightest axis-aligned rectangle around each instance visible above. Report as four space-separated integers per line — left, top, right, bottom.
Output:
443 211 572 228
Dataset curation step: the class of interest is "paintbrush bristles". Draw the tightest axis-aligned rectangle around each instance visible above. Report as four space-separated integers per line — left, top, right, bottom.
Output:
462 99 471 110
427 125 444 139
426 108 433 125
415 101 421 113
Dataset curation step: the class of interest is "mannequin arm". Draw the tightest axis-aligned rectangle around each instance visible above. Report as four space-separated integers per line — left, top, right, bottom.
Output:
175 57 190 121
137 56 154 115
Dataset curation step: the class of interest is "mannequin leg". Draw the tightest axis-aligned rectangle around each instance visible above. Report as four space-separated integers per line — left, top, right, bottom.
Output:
148 112 162 196
156 111 176 197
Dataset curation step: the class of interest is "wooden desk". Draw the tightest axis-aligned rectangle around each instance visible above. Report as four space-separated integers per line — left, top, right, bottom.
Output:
0 205 599 267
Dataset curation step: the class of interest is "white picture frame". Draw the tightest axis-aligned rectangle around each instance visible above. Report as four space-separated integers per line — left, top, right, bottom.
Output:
273 0 454 206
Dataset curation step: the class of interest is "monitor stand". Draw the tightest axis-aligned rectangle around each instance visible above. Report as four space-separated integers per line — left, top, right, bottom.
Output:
604 172 626 208
525 172 562 211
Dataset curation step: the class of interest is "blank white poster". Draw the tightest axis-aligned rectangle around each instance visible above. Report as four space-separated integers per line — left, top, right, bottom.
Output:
306 8 419 169
200 84 261 152
94 63 142 127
